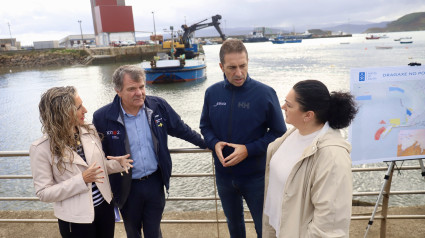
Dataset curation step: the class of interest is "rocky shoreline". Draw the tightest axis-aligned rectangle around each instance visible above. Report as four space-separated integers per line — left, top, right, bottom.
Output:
0 49 90 68
0 45 191 70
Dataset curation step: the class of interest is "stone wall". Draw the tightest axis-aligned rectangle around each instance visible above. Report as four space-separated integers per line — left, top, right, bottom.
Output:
85 45 169 64
0 45 172 68
0 49 89 68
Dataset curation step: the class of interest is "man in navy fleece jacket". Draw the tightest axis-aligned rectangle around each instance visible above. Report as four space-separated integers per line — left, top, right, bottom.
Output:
200 39 287 238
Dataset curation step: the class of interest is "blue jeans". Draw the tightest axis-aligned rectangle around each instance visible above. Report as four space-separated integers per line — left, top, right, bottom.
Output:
120 170 165 238
216 173 264 238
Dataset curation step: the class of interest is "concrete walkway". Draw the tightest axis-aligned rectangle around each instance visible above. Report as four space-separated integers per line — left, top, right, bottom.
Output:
1 206 425 237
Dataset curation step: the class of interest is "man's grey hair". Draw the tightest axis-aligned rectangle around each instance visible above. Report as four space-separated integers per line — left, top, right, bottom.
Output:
112 65 146 91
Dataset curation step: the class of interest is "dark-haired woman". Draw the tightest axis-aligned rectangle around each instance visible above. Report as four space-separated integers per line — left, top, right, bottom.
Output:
30 86 133 238
262 80 358 238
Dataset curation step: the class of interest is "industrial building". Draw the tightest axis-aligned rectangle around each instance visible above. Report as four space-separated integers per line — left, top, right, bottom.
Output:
59 34 96 48
33 41 59 49
0 38 20 51
90 0 136 46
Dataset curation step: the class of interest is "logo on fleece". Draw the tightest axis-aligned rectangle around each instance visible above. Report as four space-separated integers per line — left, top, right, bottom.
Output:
106 130 121 139
154 115 163 127
238 102 250 109
213 102 226 107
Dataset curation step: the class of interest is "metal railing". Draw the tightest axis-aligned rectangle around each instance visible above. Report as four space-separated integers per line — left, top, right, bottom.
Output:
1 150 425 237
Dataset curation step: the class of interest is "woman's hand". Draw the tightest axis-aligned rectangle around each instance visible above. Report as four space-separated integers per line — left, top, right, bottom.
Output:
107 154 133 174
82 162 104 183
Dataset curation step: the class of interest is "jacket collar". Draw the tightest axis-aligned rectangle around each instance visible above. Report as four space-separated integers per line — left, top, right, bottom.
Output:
223 73 252 89
106 94 155 125
271 124 351 162
77 125 90 135
59 126 95 167
106 94 123 123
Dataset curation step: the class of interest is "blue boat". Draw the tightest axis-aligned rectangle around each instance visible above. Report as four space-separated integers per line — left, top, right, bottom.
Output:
276 33 312 39
271 39 302 44
141 55 206 84
400 40 413 44
243 31 269 43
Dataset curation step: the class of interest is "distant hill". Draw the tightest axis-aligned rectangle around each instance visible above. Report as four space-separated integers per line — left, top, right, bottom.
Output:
322 22 389 34
364 12 425 33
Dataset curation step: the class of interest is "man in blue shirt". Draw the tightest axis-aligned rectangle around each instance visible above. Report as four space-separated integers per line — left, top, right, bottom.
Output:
93 65 206 238
200 39 287 237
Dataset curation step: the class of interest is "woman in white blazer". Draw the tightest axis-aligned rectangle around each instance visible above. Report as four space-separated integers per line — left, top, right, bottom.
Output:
30 86 133 238
263 80 358 238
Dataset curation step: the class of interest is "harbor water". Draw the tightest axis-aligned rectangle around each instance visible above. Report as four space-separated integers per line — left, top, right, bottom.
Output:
1 31 425 211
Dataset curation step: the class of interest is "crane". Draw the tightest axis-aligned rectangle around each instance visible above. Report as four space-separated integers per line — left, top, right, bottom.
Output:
163 14 226 59
180 14 226 48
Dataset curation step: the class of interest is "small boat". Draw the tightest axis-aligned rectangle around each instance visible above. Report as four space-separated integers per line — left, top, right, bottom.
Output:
375 46 393 49
379 34 389 39
394 37 412 41
400 40 413 44
271 39 302 44
340 42 350 44
243 31 269 43
366 35 380 40
141 53 206 84
271 34 303 44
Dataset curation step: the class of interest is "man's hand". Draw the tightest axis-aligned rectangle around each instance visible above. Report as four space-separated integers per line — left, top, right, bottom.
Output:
107 154 133 173
214 141 228 166
222 143 248 167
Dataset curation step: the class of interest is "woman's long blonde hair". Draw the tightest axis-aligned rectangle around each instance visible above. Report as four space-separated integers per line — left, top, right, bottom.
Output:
38 86 90 172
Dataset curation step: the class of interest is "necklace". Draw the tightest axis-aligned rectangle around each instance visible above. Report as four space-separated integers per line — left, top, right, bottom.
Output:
74 132 81 146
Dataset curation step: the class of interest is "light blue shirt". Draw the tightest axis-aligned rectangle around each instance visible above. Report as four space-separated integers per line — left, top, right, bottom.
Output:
120 102 158 179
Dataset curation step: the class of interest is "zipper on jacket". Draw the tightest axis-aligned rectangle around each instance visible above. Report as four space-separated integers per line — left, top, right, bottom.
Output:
69 222 72 232
225 89 236 173
146 107 168 191
227 89 236 141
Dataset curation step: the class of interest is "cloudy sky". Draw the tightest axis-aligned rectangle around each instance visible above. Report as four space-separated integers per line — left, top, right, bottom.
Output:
1 0 424 45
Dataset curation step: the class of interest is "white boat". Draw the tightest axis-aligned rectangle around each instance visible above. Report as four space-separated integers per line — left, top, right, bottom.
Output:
375 46 393 50
394 37 412 41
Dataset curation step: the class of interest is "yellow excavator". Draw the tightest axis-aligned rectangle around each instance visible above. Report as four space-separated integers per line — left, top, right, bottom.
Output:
162 14 226 59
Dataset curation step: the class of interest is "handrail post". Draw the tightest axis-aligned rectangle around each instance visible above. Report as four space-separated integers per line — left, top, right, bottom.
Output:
364 161 395 238
380 163 394 237
212 153 220 238
419 159 425 179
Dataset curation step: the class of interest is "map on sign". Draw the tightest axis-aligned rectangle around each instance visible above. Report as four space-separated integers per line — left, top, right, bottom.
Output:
349 66 425 164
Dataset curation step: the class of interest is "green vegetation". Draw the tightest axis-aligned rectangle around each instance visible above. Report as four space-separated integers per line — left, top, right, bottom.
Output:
365 12 425 33
47 48 90 57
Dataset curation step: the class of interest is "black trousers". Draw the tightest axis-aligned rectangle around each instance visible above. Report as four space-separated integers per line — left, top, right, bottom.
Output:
58 200 115 238
120 169 165 238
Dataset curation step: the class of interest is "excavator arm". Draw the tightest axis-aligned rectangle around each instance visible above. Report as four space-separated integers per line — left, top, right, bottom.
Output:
180 14 226 48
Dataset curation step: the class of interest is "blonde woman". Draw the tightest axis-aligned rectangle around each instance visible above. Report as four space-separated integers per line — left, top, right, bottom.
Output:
30 86 133 238
263 80 358 237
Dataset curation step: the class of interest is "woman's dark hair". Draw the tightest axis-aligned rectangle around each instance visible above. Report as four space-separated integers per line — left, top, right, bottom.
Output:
292 79 358 129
